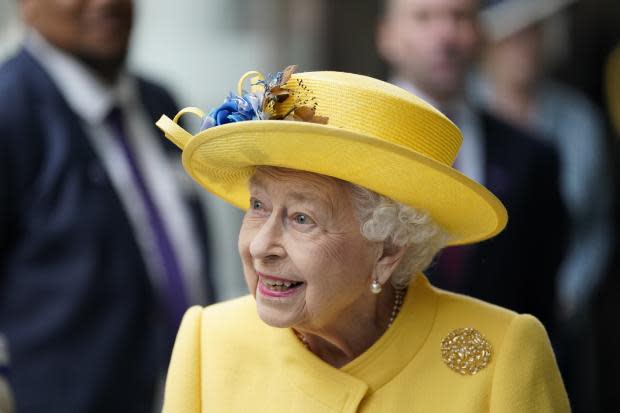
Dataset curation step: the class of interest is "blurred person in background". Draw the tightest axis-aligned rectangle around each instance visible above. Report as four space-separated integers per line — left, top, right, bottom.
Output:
474 0 613 324
376 0 567 339
471 1 614 410
0 0 214 412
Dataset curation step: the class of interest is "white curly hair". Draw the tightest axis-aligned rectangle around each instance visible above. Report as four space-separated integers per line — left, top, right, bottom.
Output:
347 183 450 289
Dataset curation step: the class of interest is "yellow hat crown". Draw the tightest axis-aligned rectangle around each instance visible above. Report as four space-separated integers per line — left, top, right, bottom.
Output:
273 71 462 166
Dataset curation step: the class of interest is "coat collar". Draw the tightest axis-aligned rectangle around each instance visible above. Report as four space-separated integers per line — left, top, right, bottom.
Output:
269 274 439 411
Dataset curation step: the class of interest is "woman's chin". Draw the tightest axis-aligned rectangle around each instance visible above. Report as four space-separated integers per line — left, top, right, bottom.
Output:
258 313 295 328
255 297 303 328
256 307 300 328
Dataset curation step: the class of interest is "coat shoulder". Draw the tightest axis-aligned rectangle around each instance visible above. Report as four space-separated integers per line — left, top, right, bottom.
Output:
433 284 519 325
200 295 268 343
0 52 38 128
429 284 540 354
202 295 258 325
135 76 179 118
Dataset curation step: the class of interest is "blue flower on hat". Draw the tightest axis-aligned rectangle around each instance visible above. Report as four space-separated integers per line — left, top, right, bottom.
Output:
200 93 263 130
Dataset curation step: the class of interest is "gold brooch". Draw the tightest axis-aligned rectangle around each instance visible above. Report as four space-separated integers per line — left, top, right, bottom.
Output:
441 327 492 375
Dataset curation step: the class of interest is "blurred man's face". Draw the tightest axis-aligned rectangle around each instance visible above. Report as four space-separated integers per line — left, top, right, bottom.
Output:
21 0 133 70
485 24 543 90
377 0 480 102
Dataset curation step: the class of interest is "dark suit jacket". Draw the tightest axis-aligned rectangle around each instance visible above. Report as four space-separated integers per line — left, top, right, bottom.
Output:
0 49 212 413
429 111 567 337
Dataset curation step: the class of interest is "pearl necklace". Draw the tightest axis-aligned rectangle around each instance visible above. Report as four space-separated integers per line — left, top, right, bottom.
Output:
388 287 405 327
294 288 406 349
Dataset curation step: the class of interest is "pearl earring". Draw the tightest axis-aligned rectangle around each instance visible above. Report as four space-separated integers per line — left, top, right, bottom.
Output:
370 279 382 294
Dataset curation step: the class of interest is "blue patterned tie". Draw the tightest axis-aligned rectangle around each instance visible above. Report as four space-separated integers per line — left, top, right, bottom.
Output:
106 107 188 329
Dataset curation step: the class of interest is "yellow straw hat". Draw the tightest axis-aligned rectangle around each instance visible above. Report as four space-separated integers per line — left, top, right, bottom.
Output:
156 67 507 246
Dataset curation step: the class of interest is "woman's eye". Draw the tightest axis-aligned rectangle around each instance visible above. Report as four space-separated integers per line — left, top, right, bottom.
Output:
293 213 314 225
250 198 263 210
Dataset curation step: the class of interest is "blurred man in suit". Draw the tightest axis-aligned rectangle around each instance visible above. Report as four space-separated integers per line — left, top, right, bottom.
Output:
0 0 214 411
376 0 567 335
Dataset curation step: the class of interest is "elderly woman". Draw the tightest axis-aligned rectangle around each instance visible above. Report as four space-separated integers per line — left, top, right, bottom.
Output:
156 67 569 412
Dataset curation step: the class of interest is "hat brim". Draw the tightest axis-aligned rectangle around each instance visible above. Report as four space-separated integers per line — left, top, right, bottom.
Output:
481 0 576 42
181 120 507 246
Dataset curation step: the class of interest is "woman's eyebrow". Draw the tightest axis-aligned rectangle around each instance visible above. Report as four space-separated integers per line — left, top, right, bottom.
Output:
287 191 337 217
288 191 328 204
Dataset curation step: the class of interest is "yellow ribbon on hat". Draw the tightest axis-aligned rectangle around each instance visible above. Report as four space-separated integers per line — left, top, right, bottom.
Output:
237 70 265 96
155 106 204 150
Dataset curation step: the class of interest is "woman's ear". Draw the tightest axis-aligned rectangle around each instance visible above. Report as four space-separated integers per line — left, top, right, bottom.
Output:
374 243 407 285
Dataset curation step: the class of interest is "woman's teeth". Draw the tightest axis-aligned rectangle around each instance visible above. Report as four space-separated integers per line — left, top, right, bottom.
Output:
262 278 302 291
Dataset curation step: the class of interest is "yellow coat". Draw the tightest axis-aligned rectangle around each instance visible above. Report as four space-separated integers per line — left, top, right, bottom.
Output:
162 275 569 412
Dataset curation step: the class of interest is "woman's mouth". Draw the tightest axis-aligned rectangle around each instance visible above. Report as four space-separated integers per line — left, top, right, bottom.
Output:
262 278 304 291
257 273 304 297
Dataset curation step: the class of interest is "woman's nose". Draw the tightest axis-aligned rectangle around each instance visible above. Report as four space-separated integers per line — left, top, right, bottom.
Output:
249 213 286 261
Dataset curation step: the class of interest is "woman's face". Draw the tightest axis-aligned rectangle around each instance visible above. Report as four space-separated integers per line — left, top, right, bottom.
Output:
238 167 379 331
